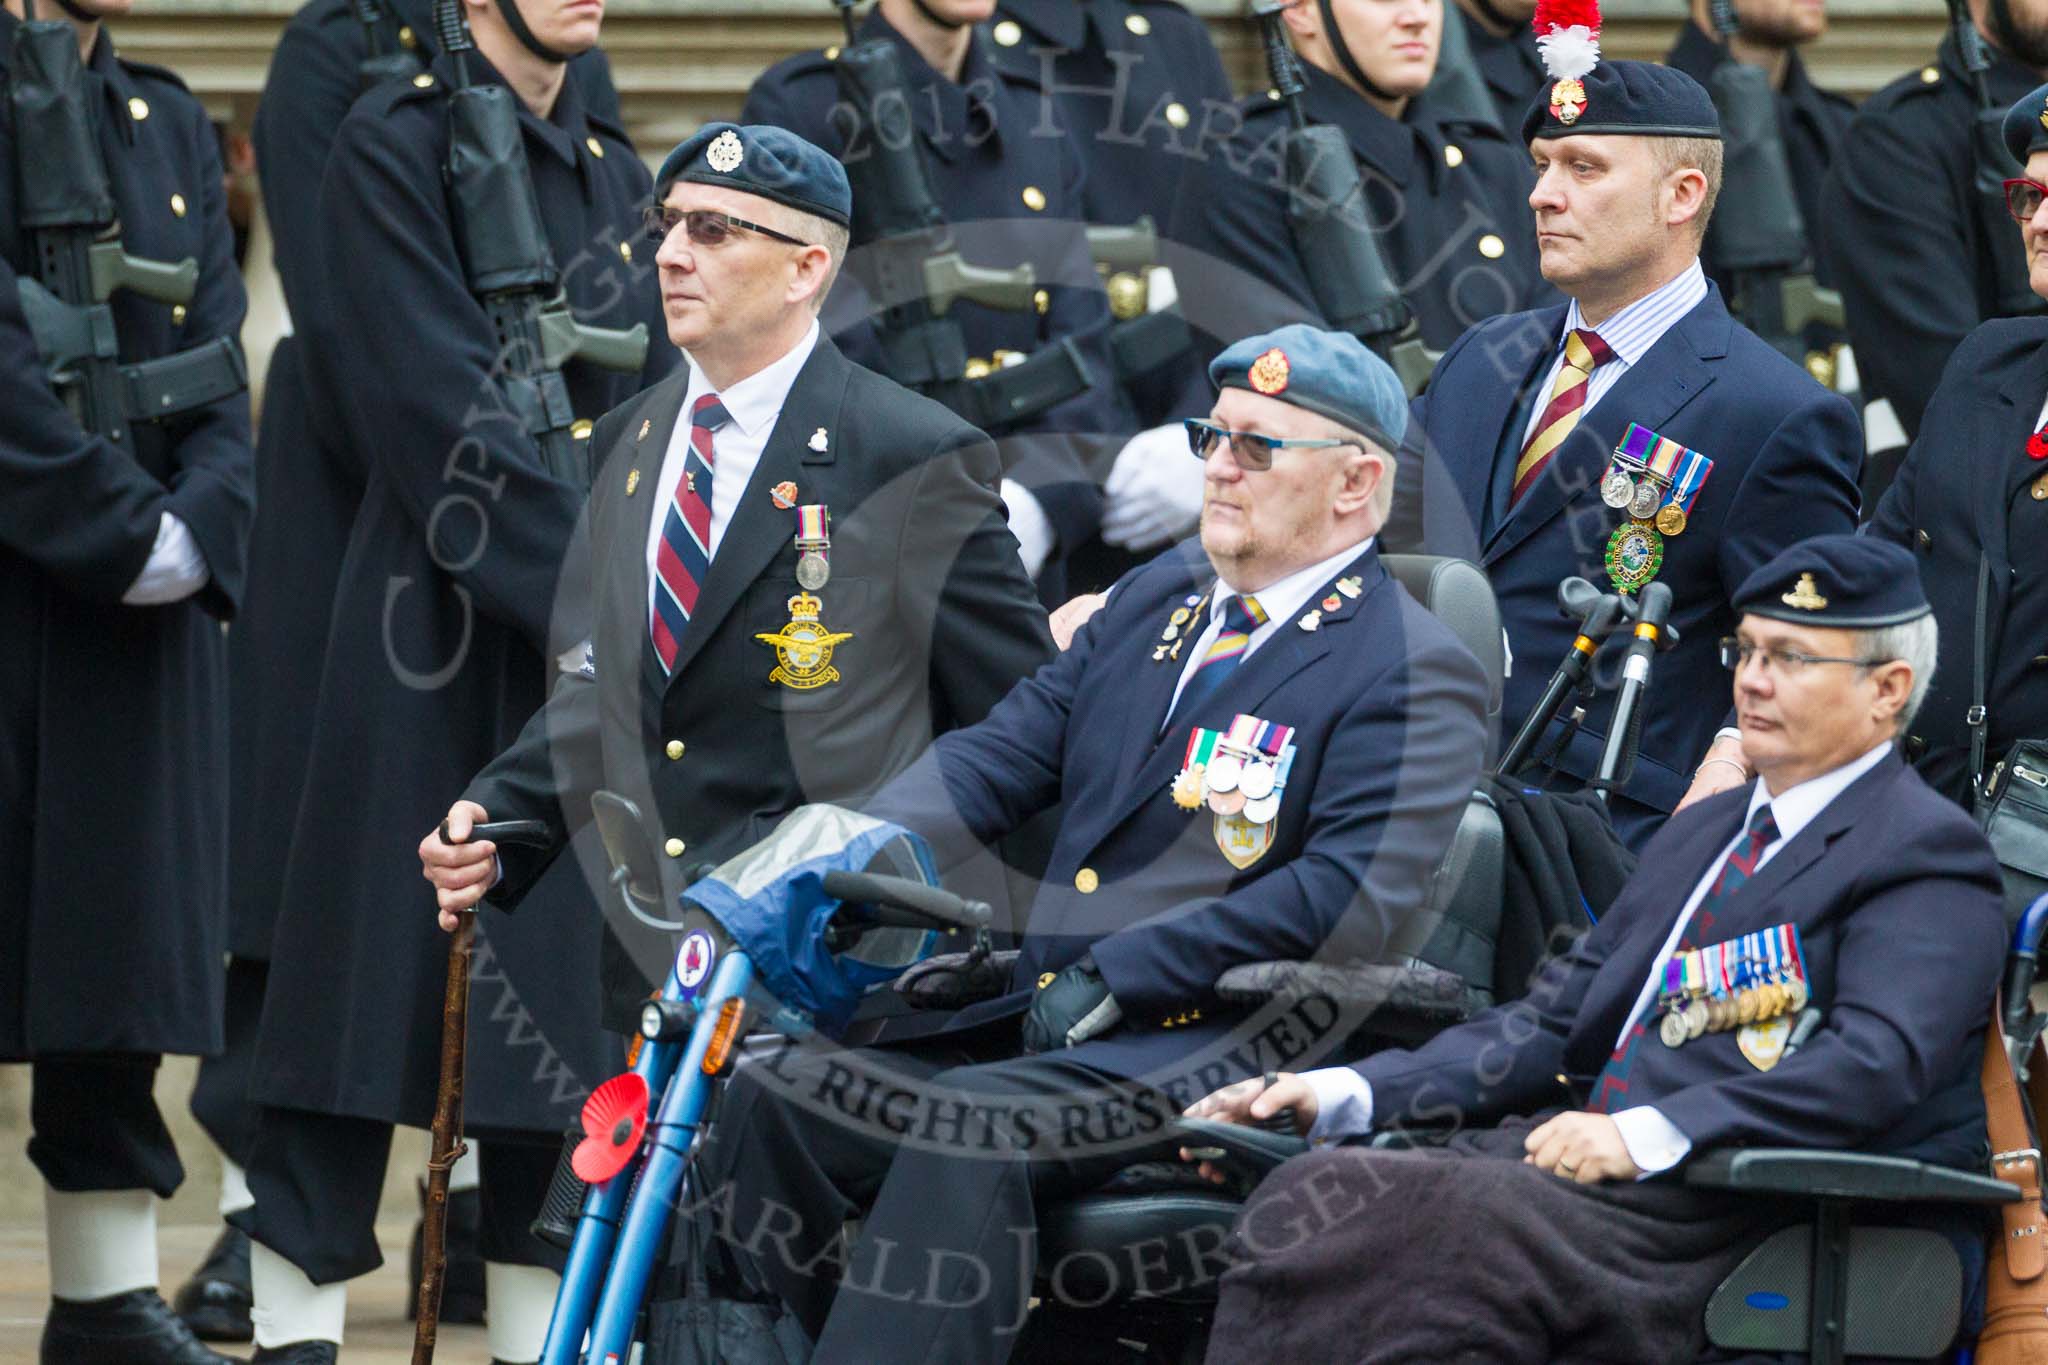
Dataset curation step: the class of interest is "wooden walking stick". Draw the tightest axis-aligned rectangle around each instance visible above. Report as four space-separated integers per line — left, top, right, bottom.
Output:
414 817 550 1365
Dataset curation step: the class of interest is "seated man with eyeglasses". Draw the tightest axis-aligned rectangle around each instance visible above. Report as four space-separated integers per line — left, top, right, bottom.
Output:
1186 532 2006 1364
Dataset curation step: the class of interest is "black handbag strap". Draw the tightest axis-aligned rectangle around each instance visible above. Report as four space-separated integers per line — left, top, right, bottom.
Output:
1974 551 1993 798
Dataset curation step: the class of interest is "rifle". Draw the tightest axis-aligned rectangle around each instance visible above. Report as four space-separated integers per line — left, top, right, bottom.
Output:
829 0 1092 430
1946 0 2045 318
1698 0 1844 366
350 0 424 91
1252 0 1435 395
435 0 647 489
9 0 246 465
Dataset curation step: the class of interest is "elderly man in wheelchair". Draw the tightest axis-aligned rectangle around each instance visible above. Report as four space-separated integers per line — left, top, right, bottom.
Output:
1176 533 2017 1365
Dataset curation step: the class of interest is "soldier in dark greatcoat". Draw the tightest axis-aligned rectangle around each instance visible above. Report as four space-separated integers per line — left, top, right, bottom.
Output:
222 0 673 1356
0 0 255 1357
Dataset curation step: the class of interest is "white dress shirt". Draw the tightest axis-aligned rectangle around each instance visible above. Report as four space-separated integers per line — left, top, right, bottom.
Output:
1302 739 1896 1177
643 320 819 623
1517 260 1709 452
1165 536 1375 716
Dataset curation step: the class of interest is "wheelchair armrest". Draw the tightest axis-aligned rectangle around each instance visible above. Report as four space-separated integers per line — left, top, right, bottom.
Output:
1683 1148 2019 1205
1213 958 1484 1022
1173 1117 1309 1180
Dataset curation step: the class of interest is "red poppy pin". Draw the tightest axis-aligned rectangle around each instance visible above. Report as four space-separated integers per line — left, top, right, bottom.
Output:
2029 428 2048 461
571 1072 650 1183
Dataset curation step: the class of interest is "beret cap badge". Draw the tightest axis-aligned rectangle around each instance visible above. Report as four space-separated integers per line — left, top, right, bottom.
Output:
1248 347 1291 395
1780 572 1829 612
706 129 745 173
1550 77 1587 125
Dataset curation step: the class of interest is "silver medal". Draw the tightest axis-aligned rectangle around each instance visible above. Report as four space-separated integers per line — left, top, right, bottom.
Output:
1600 470 1635 509
796 551 830 591
1238 760 1277 802
1205 754 1244 794
1241 792 1280 824
1628 479 1661 520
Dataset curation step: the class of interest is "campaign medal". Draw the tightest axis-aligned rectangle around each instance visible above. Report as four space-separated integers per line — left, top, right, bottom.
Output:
752 592 854 690
1174 728 1220 811
1603 519 1664 593
1627 478 1662 520
793 504 831 590
1659 1009 1690 1048
1184 715 1296 868
1615 424 1715 546
1171 765 1206 810
1600 469 1635 509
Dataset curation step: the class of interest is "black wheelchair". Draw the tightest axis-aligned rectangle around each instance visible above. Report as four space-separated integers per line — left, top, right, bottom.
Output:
1009 557 2035 1365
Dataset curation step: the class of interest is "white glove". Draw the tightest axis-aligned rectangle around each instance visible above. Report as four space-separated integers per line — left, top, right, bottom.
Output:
122 512 210 605
1000 479 1055 580
1101 422 1203 551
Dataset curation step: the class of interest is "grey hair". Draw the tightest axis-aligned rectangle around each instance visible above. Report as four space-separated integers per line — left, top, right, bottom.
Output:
1862 614 1938 734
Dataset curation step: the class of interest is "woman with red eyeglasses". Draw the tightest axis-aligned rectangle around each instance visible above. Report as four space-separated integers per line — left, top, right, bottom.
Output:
1865 81 2048 811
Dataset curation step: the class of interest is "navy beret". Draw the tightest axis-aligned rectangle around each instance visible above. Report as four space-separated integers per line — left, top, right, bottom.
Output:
2003 82 2048 164
655 122 851 228
1731 534 1931 630
1209 324 1408 452
1520 59 1721 144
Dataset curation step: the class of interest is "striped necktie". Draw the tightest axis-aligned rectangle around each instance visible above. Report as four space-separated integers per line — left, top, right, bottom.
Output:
1589 804 1781 1114
1166 594 1266 729
1513 327 1615 504
650 393 728 675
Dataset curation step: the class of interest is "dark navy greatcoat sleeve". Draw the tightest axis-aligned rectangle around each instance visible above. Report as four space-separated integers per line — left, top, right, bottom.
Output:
315 87 590 655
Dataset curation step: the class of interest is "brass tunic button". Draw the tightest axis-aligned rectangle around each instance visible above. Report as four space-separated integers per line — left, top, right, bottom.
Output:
399 23 417 47
413 73 436 89
128 97 149 121
1443 144 1464 168
171 304 187 325
1916 529 1932 550
571 419 594 440
1165 102 1190 129
620 241 633 263
587 136 605 159
825 45 840 60
1038 972 1057 989
1032 287 1050 315
1125 13 1150 35
664 837 685 858
993 19 1022 45
1074 868 1099 893
169 193 187 218
666 739 685 760
1021 186 1047 212
2031 655 2048 671
1478 234 1505 259
1919 65 1940 83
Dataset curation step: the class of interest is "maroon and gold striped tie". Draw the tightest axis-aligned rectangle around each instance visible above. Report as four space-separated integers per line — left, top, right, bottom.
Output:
1512 328 1614 503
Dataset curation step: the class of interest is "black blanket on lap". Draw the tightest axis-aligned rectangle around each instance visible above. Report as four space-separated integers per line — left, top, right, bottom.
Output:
1207 1117 1772 1365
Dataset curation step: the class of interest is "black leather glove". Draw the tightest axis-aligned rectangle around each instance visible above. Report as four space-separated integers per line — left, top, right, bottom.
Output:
1021 956 1122 1054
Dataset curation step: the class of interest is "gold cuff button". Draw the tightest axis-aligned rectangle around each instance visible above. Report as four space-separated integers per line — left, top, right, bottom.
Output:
1074 868 1099 893
169 193 187 218
1021 186 1047 212
1478 234 1505 259
665 739 685 760
664 837 685 858
128 97 149 121
993 20 1022 45
1124 14 1150 35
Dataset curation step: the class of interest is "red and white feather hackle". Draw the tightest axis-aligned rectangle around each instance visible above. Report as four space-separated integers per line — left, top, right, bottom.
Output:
1533 0 1601 80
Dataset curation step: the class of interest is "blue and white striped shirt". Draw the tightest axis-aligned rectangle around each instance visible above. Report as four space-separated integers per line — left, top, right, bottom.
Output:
1517 259 1709 451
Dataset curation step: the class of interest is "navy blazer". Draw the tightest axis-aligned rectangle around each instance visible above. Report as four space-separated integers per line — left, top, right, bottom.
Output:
1354 752 2005 1169
1397 285 1863 835
1873 316 2048 804
871 540 1488 1101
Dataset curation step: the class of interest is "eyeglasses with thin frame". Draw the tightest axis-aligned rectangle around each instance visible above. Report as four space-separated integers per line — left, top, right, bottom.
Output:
1718 637 1894 676
1183 418 1354 472
642 206 812 249
2005 177 2048 223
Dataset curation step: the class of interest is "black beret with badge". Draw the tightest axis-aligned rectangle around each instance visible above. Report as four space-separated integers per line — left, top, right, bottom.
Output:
2002 81 2048 164
655 121 852 227
1520 0 1722 145
1731 533 1932 628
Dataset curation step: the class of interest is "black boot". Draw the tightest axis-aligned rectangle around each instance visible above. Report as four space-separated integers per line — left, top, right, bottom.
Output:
40 1288 237 1365
407 1179 485 1324
170 1223 253 1341
250 1343 338 1364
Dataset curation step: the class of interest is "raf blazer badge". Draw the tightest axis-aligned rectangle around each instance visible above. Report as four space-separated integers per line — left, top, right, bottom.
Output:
753 592 853 691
